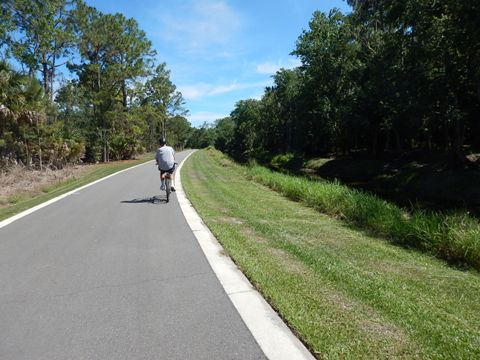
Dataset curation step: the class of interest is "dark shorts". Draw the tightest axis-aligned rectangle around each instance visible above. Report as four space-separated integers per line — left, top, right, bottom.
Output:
159 163 176 175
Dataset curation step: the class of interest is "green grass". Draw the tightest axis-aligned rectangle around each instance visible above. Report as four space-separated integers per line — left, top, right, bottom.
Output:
182 148 480 359
248 165 480 271
0 153 153 221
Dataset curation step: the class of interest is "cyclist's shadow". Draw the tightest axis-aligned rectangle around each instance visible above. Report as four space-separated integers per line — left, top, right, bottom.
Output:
121 195 169 205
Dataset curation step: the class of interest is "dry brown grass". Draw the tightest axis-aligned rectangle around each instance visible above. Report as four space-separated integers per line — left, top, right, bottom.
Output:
0 164 94 206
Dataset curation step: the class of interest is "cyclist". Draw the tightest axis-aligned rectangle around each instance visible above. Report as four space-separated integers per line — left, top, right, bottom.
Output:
155 138 176 192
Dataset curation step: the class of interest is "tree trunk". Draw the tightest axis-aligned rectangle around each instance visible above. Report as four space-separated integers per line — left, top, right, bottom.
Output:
97 67 101 92
39 145 43 171
102 128 108 163
24 132 30 168
42 61 49 97
103 130 107 163
50 61 55 102
122 80 128 109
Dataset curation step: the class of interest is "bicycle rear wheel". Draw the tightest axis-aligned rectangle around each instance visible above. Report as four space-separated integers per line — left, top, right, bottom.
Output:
165 178 171 203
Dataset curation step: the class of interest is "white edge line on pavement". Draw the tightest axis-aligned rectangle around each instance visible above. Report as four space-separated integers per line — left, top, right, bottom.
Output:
176 150 315 360
0 160 154 229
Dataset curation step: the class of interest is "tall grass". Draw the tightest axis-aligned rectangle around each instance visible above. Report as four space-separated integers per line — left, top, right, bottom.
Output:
248 165 480 270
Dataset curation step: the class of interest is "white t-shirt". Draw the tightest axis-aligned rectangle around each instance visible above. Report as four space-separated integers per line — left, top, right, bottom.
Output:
156 145 175 170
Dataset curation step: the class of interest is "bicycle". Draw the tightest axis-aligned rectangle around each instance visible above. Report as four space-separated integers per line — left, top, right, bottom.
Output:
161 162 177 203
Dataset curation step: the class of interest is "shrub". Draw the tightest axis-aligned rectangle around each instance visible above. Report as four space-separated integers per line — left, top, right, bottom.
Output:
269 152 304 171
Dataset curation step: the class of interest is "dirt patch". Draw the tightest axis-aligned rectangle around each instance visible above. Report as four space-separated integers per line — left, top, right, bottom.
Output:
266 247 312 275
374 260 430 279
360 317 406 340
0 164 93 206
217 216 244 225
325 291 418 357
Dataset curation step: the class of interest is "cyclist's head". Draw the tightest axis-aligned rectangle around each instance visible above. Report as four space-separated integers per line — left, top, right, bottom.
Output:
159 138 166 146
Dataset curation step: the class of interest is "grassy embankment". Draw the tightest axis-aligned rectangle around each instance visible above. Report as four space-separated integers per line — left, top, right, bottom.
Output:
0 153 153 221
182 148 480 359
250 166 480 271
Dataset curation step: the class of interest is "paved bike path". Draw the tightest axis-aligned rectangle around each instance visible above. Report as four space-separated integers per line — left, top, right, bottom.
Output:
0 150 266 359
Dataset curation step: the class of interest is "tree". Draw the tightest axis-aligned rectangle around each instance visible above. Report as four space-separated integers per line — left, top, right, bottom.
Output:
230 99 262 161
11 0 77 100
0 60 83 169
71 4 156 161
214 117 234 153
0 0 15 53
347 0 480 162
208 1 479 166
1 1 187 168
293 9 362 155
259 68 302 154
186 123 216 149
97 12 154 108
165 115 191 150
141 63 187 150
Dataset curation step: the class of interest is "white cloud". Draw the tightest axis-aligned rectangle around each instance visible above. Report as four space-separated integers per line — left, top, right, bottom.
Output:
179 80 270 100
256 63 281 74
188 112 229 127
256 58 302 75
160 0 242 55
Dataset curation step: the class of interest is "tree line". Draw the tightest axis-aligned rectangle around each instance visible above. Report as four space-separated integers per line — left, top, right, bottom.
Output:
0 0 191 169
203 1 480 166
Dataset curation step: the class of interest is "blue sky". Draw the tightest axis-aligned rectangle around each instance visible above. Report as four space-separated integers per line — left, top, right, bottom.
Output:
87 0 352 127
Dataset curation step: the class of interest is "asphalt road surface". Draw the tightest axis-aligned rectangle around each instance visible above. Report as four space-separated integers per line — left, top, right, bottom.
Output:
0 150 266 360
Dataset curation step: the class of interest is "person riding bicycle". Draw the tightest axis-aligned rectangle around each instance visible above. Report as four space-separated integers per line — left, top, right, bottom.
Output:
155 138 176 192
